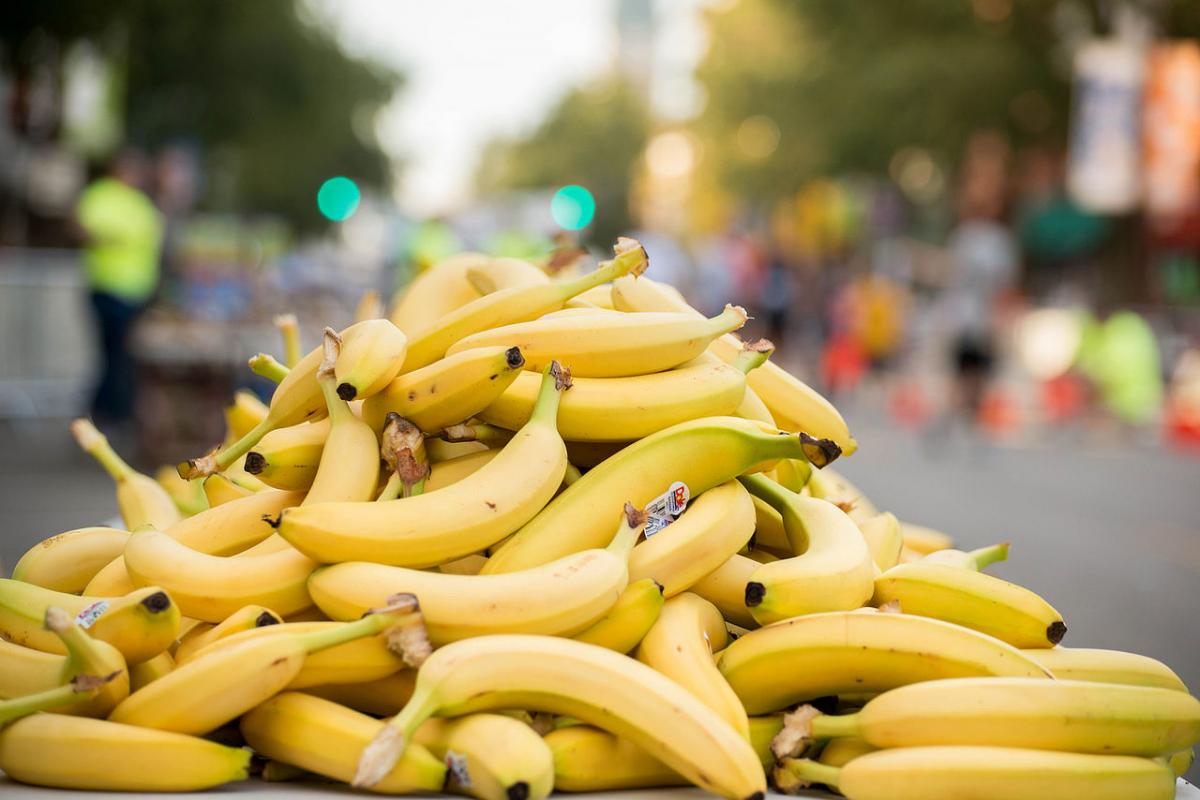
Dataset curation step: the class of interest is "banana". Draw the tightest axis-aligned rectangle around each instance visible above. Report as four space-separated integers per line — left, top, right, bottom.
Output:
242 692 447 793
818 737 877 767
130 651 174 691
250 352 291 383
690 553 760 629
273 312 303 367
355 288 384 321
277 364 568 567
920 542 1009 569
308 504 646 643
354 634 766 800
180 319 406 478
899 521 955 554
202 472 254 506
70 418 182 530
484 417 839 574
0 673 115 725
390 251 490 334
716 610 1053 715
123 528 316 622
1021 647 1189 692
750 494 790 553
781 677 1200 757
479 356 748 441
155 465 208 516
305 671 416 716
872 561 1067 649
857 511 903 571
224 388 271 441
400 237 647 372
544 725 688 791
773 747 1175 800
629 479 756 597
636 593 750 737
109 596 422 734
12 527 129 593
611 274 855 454
361 345 526 433
572 577 664 653
739 475 876 624
440 553 489 575
244 418 329 491
1170 748 1195 777
564 283 616 308
414 713 556 800
425 449 499 491
805 464 877 520
466 256 550 294
0 714 251 791
173 604 282 663
0 580 179 664
448 305 747 378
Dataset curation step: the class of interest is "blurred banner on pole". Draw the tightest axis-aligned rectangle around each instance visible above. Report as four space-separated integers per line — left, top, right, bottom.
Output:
1142 42 1200 220
1067 40 1144 214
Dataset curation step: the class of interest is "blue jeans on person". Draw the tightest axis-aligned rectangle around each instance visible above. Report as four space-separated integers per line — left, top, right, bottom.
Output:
89 291 145 423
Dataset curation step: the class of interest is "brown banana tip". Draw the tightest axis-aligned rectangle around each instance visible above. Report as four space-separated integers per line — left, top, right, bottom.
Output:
744 582 766 607
623 502 647 529
746 532 757 551
799 433 842 468
745 793 766 800
70 672 117 693
726 304 750 326
255 612 281 627
877 599 903 614
264 513 282 529
550 360 572 391
506 782 531 800
505 347 525 369
244 452 266 474
354 726 405 788
43 606 71 632
382 592 421 614
336 382 357 401
141 591 172 613
1047 620 1067 645
745 338 775 354
653 580 664 596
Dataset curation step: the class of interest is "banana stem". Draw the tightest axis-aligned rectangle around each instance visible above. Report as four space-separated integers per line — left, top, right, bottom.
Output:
249 353 291 384
377 472 402 502
273 314 302 368
403 478 425 499
969 542 1010 571
775 758 841 792
809 711 862 740
556 237 648 302
44 606 100 663
0 676 107 725
606 502 648 560
70 419 133 483
739 472 797 512
528 361 568 428
731 337 774 374
294 595 421 655
355 688 438 788
180 413 277 479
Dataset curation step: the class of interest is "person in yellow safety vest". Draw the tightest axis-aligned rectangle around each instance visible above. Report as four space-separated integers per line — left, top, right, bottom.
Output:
74 149 164 424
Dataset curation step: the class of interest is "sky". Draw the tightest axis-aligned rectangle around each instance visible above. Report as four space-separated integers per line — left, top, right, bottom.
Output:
310 0 710 216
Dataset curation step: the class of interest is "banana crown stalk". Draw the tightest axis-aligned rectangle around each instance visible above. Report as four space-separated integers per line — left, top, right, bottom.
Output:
273 313 302 367
42 606 129 716
921 541 1010 570
70 418 181 530
0 673 116 726
249 352 290 383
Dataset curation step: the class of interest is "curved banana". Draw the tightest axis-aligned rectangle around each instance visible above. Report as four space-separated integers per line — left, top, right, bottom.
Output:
181 319 406 478
425 449 499 491
629 479 756 597
818 737 877 767
636 593 749 737
414 713 556 800
899 521 955 554
690 553 760 629
400 238 647 372
478 356 747 441
308 504 645 643
466 256 550 295
716 610 1053 715
544 725 687 791
273 312 302 367
872 561 1066 648
129 651 174 691
750 495 789 553
155 465 208 516
739 475 875 624
277 364 567 567
805 465 877 520
572 577 664 653
449 305 747 378
71 418 181 530
173 604 282 664
0 580 179 664
0 714 251 791
484 417 838 574
123 528 316 622
109 597 421 734
244 418 329 491
787 677 1200 757
304 671 416 717
242 691 446 792
202 472 253 506
12 527 129 593
1021 647 1189 692
361 345 525 435
857 511 903 571
389 251 490 334
774 747 1175 800
354 634 766 800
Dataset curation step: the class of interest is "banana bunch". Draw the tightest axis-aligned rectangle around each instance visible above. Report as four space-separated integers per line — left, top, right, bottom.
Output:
7 241 1198 797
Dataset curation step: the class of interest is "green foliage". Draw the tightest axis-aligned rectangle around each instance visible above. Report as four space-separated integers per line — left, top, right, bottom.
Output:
476 78 650 246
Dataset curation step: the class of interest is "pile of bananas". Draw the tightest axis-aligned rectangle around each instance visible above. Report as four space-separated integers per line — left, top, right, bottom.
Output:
2 237 1197 799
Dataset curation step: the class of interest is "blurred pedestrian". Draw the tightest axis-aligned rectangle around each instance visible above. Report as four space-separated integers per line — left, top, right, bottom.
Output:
74 148 164 424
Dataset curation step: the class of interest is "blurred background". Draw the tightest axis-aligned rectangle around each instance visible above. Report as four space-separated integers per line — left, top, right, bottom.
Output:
1 0 1198 749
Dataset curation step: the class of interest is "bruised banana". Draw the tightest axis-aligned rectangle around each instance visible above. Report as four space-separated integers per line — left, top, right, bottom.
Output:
783 677 1200 757
484 416 840 574
308 504 645 644
716 610 1053 715
0 580 179 665
448 304 747 378
400 237 647 372
12 527 130 594
636 592 749 737
361 345 525 434
572 577 664 653
628 479 755 598
774 747 1175 800
71 418 181 530
739 475 875 625
277 364 567 567
353 634 766 800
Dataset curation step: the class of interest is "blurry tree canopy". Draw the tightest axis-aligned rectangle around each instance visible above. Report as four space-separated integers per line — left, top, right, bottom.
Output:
1 0 399 231
476 78 650 246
